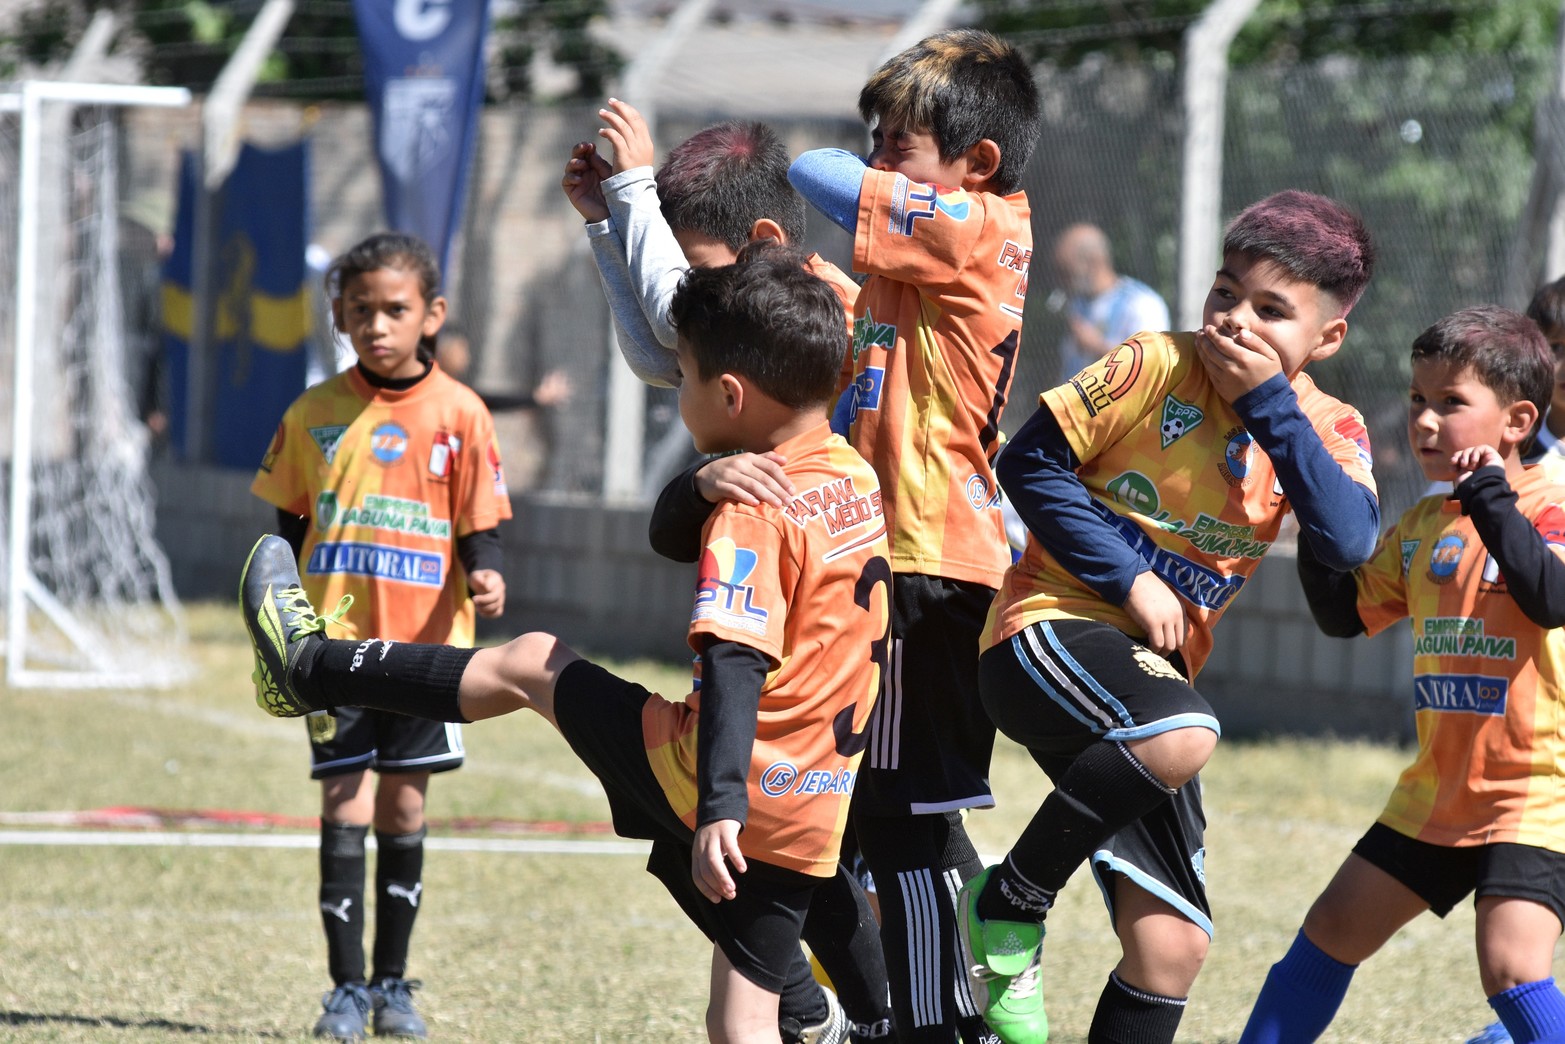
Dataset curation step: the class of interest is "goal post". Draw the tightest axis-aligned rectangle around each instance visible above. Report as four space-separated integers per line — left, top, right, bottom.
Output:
2 80 193 689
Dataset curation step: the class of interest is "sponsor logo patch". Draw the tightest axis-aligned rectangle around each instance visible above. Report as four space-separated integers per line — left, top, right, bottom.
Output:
1426 533 1466 584
694 537 770 637
1106 471 1160 515
1071 342 1143 417
1218 427 1257 487
306 541 444 587
1413 673 1509 715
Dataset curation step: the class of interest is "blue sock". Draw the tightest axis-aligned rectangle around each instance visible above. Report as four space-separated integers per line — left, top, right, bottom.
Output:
1237 930 1357 1044
1492 979 1565 1044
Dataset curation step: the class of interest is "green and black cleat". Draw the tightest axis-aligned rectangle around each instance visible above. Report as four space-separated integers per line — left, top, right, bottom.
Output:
239 534 351 718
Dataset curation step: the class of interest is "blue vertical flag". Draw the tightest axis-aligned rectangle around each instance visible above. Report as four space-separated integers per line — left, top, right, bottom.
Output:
163 142 313 467
354 0 491 274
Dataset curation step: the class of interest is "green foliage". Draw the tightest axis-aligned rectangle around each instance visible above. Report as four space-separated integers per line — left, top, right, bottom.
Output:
977 0 1559 67
3 0 622 102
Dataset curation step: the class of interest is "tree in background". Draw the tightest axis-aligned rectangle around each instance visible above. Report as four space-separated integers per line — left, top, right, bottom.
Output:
0 0 622 102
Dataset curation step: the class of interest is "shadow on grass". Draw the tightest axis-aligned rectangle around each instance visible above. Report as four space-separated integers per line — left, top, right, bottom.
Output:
0 1009 288 1037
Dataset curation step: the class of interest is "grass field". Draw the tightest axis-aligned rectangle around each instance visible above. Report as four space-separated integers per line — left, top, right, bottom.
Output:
0 603 1548 1042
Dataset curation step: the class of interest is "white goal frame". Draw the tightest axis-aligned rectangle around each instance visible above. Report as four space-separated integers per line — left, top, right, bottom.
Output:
3 80 191 688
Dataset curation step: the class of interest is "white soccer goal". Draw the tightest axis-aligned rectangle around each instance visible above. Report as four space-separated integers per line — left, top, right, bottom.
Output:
0 81 193 688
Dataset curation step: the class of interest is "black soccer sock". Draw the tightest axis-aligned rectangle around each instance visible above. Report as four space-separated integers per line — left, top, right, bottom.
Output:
319 821 368 986
801 863 893 1038
300 639 477 722
777 952 829 1035
978 740 1174 924
855 809 990 1044
371 826 426 982
1087 972 1186 1044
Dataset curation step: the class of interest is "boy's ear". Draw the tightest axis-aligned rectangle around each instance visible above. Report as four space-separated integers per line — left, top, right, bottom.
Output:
748 218 786 247
422 295 449 337
1504 399 1541 450
961 139 1002 190
1306 316 1349 365
719 372 745 418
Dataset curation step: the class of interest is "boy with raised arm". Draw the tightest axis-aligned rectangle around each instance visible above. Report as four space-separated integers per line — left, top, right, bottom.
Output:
785 27 1041 1044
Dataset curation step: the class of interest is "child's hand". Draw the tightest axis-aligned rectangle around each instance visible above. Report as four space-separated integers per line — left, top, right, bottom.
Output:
695 452 795 507
597 98 656 175
1195 325 1283 403
561 141 612 223
1452 445 1502 486
469 569 506 618
1123 570 1187 657
532 368 572 408
692 819 745 902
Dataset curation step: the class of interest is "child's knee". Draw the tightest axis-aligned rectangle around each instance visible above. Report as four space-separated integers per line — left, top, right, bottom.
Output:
1128 724 1217 788
1119 917 1208 997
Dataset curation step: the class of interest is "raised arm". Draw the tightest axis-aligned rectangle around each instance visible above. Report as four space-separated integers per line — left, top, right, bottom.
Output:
788 149 869 234
1455 459 1565 628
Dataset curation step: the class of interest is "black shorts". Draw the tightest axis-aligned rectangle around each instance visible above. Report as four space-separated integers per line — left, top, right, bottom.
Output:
979 618 1220 936
853 573 998 816
1354 822 1565 926
309 706 465 780
554 659 818 992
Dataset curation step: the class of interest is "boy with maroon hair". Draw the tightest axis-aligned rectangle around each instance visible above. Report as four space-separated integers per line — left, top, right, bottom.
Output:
965 190 1381 1043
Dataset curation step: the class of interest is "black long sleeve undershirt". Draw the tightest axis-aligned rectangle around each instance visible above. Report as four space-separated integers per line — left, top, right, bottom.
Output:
695 638 770 829
1295 532 1367 638
648 459 717 563
1455 465 1565 629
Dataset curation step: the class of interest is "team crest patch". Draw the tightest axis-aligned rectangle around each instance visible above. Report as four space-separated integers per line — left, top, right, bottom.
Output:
1218 427 1256 487
309 424 349 465
370 422 409 465
1132 646 1183 680
1400 539 1420 576
1159 396 1203 449
1105 470 1160 515
428 431 461 480
1426 532 1466 585
315 491 339 531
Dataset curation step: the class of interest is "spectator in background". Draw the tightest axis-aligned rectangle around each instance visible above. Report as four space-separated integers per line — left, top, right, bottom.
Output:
1053 222 1170 383
436 321 571 414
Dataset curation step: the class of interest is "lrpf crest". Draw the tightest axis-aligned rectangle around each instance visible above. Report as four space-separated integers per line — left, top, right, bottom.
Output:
1159 396 1203 449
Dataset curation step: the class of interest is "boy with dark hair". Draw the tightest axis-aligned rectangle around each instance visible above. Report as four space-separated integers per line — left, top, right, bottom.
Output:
1240 305 1565 1044
786 26 1041 1044
1523 277 1565 475
565 104 893 1043
967 190 1381 1043
563 102 856 390
243 246 891 1044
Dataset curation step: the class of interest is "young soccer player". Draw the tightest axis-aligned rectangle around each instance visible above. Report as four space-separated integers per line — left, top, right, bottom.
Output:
564 103 893 1043
242 246 889 1044
562 101 859 391
786 27 1041 1042
250 232 512 1041
965 190 1380 1044
1239 306 1565 1044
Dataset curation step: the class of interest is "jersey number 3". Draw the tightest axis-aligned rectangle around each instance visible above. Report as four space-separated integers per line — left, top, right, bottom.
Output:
834 557 891 757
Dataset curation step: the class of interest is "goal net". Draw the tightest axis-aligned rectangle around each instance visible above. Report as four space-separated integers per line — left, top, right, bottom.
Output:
0 83 193 688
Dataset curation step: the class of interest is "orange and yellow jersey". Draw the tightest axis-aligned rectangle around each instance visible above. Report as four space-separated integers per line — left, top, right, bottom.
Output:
845 168 1031 588
251 364 512 647
806 252 861 394
641 423 890 876
983 331 1375 677
1357 467 1565 852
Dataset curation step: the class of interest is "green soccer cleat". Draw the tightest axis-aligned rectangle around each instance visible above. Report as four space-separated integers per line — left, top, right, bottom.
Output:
958 866 1049 1044
239 534 351 718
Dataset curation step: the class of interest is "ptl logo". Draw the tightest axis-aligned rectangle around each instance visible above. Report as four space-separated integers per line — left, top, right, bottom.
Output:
893 178 971 237
695 538 770 630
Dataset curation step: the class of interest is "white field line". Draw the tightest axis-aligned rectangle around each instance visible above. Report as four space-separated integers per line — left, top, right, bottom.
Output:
0 828 649 855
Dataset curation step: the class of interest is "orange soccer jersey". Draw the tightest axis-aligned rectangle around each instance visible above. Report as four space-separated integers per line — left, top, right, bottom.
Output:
1357 467 1565 853
251 365 512 647
844 167 1031 588
983 331 1377 677
640 423 890 877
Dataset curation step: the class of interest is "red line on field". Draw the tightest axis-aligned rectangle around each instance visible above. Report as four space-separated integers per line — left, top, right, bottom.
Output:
0 806 615 835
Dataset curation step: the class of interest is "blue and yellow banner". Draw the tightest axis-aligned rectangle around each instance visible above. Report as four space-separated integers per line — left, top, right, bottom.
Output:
354 0 491 274
163 141 312 468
